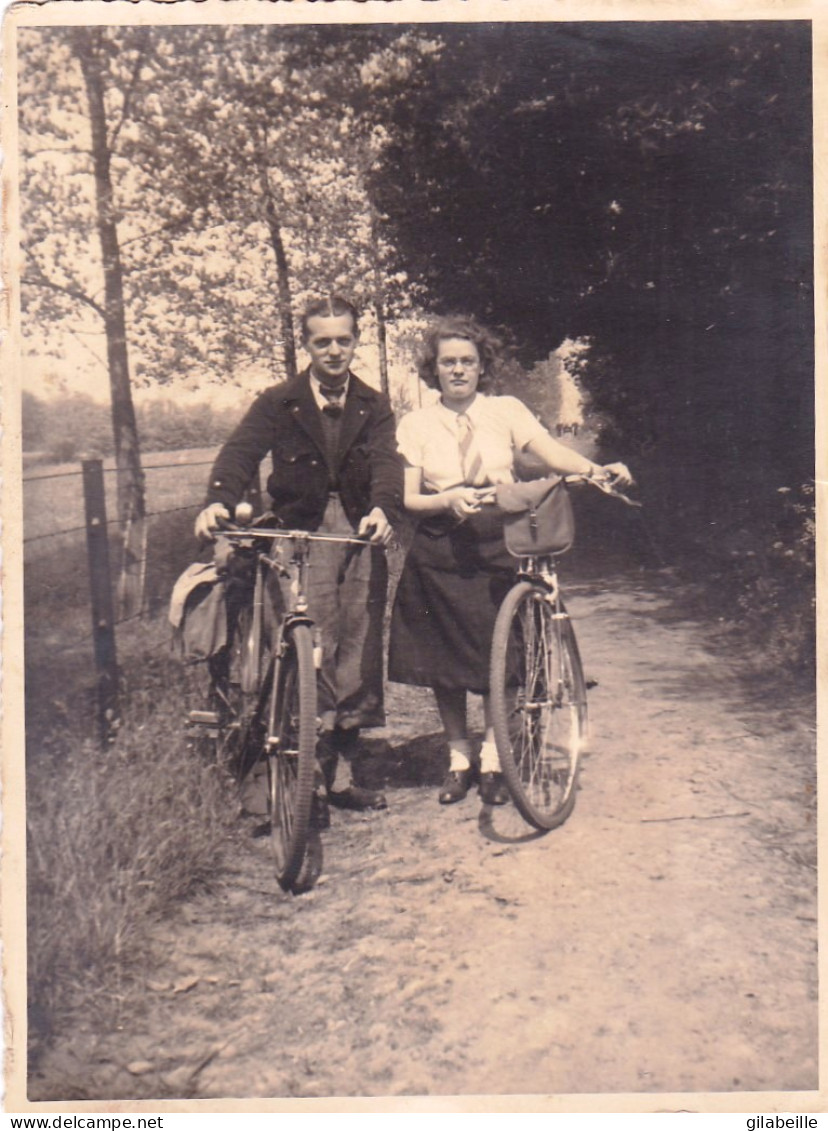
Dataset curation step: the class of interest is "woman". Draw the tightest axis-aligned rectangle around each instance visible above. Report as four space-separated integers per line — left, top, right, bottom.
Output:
388 316 631 806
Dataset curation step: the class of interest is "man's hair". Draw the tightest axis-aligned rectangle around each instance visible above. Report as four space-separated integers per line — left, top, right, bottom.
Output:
417 315 503 392
300 295 360 341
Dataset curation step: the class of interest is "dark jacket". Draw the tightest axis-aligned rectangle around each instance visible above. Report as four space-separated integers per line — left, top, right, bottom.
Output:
205 369 403 531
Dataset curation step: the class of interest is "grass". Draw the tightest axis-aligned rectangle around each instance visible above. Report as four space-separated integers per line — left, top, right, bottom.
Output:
22 447 218 547
23 449 255 1063
26 618 239 1061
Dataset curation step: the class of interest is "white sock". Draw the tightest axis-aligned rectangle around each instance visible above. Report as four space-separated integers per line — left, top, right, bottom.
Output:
448 740 472 772
479 741 501 774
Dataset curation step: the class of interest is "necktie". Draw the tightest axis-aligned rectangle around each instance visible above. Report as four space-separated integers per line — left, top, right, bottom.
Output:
320 385 345 418
457 413 486 486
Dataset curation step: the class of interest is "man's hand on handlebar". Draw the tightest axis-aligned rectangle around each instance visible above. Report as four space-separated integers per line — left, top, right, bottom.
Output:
194 502 231 542
357 506 394 547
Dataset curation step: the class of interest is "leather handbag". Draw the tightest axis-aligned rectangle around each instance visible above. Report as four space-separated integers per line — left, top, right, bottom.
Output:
496 476 575 556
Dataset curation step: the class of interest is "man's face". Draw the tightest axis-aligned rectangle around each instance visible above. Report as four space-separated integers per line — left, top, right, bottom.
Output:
304 313 358 385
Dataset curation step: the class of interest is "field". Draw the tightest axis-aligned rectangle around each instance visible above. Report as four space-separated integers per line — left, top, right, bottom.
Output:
23 449 219 710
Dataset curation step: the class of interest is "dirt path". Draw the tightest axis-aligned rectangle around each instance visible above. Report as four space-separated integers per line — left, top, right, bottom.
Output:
30 572 817 1103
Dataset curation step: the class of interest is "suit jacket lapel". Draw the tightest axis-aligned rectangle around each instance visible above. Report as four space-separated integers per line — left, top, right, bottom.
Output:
286 370 327 461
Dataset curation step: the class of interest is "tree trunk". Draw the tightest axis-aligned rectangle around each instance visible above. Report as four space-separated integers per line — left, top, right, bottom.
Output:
369 210 390 396
74 28 146 618
374 298 389 397
261 179 297 382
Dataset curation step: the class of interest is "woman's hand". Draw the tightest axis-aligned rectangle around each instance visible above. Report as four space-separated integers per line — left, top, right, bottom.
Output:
443 487 487 519
599 462 633 487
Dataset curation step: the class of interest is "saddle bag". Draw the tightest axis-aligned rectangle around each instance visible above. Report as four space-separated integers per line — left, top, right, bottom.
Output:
169 563 228 661
496 476 575 556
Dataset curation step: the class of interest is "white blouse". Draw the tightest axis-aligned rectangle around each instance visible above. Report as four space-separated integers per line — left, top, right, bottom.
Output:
396 394 548 491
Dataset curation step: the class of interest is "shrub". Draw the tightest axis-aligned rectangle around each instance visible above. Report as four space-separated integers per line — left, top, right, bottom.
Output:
702 483 816 674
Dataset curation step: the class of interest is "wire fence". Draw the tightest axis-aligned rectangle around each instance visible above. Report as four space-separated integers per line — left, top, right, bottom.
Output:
23 450 226 732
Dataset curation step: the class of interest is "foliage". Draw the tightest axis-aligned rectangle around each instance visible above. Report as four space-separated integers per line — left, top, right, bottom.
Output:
137 399 240 454
712 483 816 671
18 25 434 396
41 393 112 461
22 390 49 449
370 21 813 534
18 22 814 662
22 391 237 459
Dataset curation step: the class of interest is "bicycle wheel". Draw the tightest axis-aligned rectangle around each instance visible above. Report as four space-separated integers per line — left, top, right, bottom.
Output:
490 580 587 831
267 623 317 892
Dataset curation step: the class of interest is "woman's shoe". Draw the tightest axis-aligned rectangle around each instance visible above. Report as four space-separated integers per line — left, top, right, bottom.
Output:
438 769 473 804
479 771 510 806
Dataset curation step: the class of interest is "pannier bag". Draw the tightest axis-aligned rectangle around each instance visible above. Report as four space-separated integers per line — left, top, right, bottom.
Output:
169 561 228 661
496 476 575 556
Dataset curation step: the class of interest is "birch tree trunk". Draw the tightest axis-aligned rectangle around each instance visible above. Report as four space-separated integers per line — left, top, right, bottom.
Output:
73 28 146 619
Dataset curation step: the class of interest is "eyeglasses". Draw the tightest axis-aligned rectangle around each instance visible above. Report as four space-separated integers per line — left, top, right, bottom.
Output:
437 357 479 370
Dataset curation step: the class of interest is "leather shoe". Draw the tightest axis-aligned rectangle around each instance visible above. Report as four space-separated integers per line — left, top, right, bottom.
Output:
479 771 510 806
329 785 388 812
438 769 473 805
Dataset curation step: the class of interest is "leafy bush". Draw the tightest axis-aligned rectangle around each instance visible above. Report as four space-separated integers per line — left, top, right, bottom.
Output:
702 483 815 673
23 391 242 459
42 394 113 460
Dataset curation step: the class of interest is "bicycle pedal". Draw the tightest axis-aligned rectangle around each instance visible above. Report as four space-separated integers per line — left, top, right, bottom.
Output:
188 709 222 726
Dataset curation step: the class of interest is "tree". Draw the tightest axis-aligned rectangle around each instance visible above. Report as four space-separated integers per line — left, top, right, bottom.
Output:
129 25 432 392
20 25 438 417
370 21 812 544
20 27 150 614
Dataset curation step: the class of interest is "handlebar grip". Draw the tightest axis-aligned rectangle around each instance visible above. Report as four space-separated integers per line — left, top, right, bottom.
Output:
234 502 254 526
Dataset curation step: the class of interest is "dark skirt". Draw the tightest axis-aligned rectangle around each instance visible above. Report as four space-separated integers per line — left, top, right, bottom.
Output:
388 508 516 694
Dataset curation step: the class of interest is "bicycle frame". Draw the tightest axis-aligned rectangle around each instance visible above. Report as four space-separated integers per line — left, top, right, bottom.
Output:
214 524 373 756
514 554 571 623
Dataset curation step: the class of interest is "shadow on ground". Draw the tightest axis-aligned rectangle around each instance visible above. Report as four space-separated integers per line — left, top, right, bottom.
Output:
357 732 449 791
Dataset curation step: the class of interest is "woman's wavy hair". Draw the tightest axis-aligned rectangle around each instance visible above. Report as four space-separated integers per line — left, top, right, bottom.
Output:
417 315 503 392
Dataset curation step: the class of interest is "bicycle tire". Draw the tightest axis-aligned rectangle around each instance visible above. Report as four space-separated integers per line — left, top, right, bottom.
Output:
490 580 588 831
267 623 317 893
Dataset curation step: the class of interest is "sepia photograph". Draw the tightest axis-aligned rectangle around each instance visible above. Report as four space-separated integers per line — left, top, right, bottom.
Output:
2 0 820 1112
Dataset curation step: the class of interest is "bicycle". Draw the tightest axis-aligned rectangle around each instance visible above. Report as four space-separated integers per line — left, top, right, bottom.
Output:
188 503 377 893
488 473 639 832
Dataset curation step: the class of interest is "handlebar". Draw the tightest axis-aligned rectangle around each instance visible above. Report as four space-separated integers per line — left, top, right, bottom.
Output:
221 528 377 546
563 472 642 508
216 509 379 546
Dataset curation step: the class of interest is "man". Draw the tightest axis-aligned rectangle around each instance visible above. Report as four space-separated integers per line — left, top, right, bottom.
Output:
195 295 402 816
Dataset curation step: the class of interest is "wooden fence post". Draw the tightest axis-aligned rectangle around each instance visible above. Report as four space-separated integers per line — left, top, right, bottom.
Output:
82 458 120 742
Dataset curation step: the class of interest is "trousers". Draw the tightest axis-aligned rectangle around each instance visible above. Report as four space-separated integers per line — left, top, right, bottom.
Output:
269 493 387 734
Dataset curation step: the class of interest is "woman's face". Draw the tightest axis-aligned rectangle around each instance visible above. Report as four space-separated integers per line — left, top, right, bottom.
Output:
435 337 482 406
